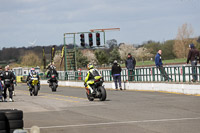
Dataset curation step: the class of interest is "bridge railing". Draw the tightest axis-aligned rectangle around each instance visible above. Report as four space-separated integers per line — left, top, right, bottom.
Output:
40 65 200 83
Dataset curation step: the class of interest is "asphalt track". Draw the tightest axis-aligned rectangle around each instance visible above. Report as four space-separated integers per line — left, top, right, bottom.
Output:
1 84 200 133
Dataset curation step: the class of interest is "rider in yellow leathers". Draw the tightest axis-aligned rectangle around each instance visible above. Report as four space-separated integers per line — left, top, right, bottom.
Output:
84 64 101 95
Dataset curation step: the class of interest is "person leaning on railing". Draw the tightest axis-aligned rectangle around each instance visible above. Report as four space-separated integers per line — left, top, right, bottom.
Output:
155 50 172 81
186 43 200 82
125 53 136 81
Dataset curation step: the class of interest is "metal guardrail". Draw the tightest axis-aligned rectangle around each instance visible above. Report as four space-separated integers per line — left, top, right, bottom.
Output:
38 65 200 83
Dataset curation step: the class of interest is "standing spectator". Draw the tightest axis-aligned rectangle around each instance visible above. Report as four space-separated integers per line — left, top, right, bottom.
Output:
0 66 3 79
2 66 16 102
155 50 172 81
125 53 136 81
187 43 200 82
10 69 16 96
111 60 122 90
0 66 4 102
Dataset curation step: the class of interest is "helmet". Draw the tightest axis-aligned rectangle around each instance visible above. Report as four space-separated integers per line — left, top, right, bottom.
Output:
189 43 194 49
87 64 94 70
5 65 10 70
50 65 54 70
31 68 35 73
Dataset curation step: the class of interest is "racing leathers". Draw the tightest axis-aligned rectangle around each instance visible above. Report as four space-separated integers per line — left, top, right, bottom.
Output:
0 69 4 101
46 68 58 85
84 68 101 94
26 71 40 90
2 70 15 101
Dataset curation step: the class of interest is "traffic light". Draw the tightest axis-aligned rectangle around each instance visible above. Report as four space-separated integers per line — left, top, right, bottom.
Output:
88 33 93 47
96 32 100 46
80 34 85 47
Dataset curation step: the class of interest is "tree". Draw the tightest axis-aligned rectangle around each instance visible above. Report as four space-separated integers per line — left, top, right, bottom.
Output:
161 40 176 60
108 47 121 63
20 51 42 67
174 23 194 58
94 49 108 65
197 36 200 43
76 49 89 68
52 51 64 71
143 41 161 56
106 39 118 48
81 49 97 64
135 47 153 61
118 43 136 61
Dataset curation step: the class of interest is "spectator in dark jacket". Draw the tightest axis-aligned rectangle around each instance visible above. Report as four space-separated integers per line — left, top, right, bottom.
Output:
111 60 122 90
187 43 200 82
155 50 172 81
0 66 4 102
125 53 136 81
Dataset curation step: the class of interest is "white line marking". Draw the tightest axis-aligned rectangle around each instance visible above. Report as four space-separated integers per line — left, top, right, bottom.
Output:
24 117 200 130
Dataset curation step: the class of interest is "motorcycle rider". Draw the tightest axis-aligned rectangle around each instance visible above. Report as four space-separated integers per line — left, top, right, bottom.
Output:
84 64 102 95
46 65 58 86
2 65 15 102
26 68 40 94
0 66 3 79
0 66 4 102
10 69 16 96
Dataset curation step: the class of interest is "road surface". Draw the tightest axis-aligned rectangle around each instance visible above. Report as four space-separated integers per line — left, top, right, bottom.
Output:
1 84 200 133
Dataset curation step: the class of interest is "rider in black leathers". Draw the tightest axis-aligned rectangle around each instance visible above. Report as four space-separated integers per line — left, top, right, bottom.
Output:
0 66 4 102
2 66 15 102
46 65 58 86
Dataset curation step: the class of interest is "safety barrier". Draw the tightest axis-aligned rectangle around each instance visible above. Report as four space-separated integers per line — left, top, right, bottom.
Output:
39 65 200 83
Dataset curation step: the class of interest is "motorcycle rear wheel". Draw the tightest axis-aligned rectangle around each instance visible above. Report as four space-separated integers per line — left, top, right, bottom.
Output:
52 82 57 92
98 86 107 101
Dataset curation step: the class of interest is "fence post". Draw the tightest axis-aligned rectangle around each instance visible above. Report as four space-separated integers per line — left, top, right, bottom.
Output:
174 67 177 82
110 70 112 81
65 71 68 80
170 67 173 81
101 71 104 80
178 67 181 82
182 66 186 82
152 67 155 81
81 72 83 80
75 71 77 80
149 68 151 81
188 66 191 82
198 66 200 83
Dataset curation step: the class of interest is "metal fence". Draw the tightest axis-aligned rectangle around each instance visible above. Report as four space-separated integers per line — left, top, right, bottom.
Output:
40 65 200 83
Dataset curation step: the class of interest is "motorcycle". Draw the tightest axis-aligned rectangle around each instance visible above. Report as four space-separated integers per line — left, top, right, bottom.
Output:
85 77 107 101
48 75 58 92
29 76 40 96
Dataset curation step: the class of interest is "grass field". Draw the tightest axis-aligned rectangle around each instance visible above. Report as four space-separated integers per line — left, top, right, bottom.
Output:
120 58 186 67
137 58 186 66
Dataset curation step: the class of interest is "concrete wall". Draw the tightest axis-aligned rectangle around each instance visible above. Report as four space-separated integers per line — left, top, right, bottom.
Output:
41 80 200 95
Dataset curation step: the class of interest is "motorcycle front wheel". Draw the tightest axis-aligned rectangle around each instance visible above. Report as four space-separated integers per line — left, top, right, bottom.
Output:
86 92 94 101
33 85 38 96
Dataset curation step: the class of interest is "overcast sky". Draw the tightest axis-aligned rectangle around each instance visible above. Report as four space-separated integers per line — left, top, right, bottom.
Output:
0 0 199 48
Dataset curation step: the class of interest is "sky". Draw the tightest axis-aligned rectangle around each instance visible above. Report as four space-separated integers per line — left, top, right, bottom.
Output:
0 0 199 48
